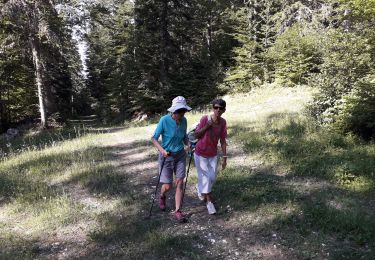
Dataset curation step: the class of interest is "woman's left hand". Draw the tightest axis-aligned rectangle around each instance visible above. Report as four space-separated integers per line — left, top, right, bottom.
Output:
221 159 227 170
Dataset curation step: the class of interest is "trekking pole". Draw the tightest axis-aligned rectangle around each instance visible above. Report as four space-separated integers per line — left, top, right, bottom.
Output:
148 152 169 217
181 148 194 209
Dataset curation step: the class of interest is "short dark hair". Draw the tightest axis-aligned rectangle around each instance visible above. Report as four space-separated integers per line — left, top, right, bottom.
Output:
212 98 226 108
174 108 187 114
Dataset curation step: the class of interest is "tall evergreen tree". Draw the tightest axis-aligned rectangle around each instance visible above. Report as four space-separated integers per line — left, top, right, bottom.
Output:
1 0 73 128
131 0 237 113
0 21 36 130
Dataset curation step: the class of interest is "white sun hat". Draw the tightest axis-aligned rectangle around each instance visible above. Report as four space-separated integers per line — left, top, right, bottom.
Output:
167 96 192 113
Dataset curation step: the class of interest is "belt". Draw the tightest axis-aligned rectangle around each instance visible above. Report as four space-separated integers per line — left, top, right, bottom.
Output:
168 150 185 158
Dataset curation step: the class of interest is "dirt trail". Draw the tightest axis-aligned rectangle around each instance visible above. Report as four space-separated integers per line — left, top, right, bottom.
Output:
29 87 308 259
102 130 296 259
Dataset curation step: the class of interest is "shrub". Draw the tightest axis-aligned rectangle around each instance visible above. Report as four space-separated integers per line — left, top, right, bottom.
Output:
308 29 373 134
332 78 375 140
266 24 321 87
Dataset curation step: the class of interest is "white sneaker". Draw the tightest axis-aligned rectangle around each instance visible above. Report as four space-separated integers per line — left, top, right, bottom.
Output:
207 202 216 215
196 184 204 201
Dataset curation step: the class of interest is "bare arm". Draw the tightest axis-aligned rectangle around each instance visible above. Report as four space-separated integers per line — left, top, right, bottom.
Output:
194 120 212 139
151 137 169 157
220 138 227 170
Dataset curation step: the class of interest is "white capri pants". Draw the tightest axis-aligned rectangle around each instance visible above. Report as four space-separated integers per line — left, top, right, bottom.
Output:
194 153 218 194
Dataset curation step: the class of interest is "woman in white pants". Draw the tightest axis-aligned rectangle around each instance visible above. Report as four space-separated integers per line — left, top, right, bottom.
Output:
194 99 227 214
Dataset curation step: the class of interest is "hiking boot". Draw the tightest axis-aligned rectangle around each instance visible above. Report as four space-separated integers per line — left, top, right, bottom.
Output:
195 184 204 201
174 210 186 222
159 195 166 211
207 201 216 215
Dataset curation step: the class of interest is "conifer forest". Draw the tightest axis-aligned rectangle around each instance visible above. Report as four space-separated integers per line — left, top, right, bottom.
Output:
0 0 374 137
1 1 375 258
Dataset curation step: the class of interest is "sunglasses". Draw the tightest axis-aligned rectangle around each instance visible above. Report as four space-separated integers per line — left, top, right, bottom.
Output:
213 106 225 111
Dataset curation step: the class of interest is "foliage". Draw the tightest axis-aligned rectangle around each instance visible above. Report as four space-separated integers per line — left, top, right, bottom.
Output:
224 8 263 91
0 0 81 128
304 0 375 138
129 0 237 113
0 30 37 130
267 24 321 86
332 78 375 139
1 86 374 258
224 0 284 91
0 0 374 140
308 26 374 137
340 0 375 20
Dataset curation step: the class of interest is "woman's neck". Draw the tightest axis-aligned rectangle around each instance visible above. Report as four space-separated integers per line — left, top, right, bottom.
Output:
211 113 220 123
172 114 181 123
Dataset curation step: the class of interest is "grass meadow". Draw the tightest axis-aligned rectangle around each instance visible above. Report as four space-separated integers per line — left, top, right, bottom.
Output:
0 85 374 259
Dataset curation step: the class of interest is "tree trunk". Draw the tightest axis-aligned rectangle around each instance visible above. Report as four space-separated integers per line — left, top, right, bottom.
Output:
343 9 351 32
207 17 212 56
31 39 47 128
207 0 213 56
159 0 168 86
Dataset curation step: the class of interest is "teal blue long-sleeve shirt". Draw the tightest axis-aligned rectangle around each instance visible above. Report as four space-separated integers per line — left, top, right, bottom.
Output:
152 114 187 153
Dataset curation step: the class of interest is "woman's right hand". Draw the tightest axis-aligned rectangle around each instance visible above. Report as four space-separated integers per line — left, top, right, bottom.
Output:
206 118 213 128
162 150 170 157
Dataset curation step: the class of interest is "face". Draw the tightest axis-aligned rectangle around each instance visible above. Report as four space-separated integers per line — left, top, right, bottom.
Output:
173 109 187 119
213 104 225 117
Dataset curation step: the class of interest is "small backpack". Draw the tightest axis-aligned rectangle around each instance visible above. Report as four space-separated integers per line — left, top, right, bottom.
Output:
187 121 200 144
187 115 213 145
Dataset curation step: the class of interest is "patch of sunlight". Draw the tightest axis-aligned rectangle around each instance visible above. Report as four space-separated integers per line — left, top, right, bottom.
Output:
225 85 313 115
0 134 101 170
27 197 84 230
187 85 313 129
283 177 332 195
326 199 346 211
4 195 85 237
137 85 314 137
236 201 299 227
49 161 97 185
118 125 157 143
339 176 375 193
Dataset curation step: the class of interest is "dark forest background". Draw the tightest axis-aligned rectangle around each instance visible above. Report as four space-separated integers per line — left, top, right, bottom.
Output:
1 0 374 139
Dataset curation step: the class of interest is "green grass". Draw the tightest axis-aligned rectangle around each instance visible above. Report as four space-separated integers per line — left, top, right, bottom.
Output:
0 131 115 257
0 125 106 156
213 85 375 258
0 84 374 259
232 114 375 185
0 121 204 258
89 211 206 259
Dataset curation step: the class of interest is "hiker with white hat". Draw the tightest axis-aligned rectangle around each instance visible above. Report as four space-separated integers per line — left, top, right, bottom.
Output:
151 96 192 222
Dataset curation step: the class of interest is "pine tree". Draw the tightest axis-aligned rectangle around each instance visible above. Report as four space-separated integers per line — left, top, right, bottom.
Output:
1 0 74 128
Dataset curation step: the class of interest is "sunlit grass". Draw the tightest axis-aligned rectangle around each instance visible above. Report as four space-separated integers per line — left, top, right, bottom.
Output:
0 84 374 258
0 130 120 256
18 195 84 232
0 122 164 257
211 85 375 258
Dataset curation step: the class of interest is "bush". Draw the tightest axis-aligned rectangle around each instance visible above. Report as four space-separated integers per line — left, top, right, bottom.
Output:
224 8 265 92
266 24 321 87
308 29 374 138
332 78 375 140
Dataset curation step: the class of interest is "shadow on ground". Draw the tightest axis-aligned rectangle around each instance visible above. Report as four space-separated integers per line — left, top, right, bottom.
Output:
216 112 375 258
1 114 374 259
0 134 208 259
